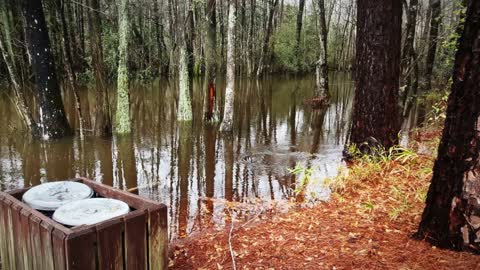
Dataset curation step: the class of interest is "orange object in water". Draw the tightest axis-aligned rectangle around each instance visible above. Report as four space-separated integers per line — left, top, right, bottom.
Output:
207 83 215 119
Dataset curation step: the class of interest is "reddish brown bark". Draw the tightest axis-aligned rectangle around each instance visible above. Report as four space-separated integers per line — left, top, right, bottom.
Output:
417 0 480 252
349 0 402 149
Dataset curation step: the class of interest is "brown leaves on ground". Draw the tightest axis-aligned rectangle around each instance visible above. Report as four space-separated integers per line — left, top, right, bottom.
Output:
170 129 480 270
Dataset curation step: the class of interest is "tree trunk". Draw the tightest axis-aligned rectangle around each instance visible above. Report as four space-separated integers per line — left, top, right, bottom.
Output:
177 46 193 121
220 0 236 132
416 0 480 252
205 0 218 121
115 0 131 134
58 0 85 139
295 0 305 72
315 0 329 99
424 0 441 92
24 0 72 139
247 0 255 75
349 0 401 149
256 0 278 77
153 0 169 76
399 0 419 119
88 0 112 137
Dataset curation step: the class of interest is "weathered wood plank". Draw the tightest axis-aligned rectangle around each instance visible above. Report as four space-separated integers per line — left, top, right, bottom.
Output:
11 203 25 270
65 228 97 270
0 195 11 270
4 198 18 269
79 178 159 209
97 219 124 270
29 215 44 269
124 210 147 270
148 206 168 270
20 209 33 270
52 229 67 270
39 221 55 270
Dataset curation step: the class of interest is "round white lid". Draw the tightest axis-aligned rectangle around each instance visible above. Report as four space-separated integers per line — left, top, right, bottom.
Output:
52 198 130 226
22 181 94 211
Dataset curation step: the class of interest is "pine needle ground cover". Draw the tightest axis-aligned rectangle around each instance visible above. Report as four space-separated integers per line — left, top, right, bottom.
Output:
170 127 480 269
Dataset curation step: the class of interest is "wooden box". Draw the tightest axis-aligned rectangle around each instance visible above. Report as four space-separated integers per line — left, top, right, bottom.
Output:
0 177 168 270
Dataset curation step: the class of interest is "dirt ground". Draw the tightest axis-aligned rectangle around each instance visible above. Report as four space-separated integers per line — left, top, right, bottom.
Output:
170 129 480 269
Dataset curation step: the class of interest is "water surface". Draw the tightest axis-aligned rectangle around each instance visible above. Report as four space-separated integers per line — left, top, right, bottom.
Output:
0 73 354 238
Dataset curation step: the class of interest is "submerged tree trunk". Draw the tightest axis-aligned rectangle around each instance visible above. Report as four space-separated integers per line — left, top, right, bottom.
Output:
205 0 218 121
295 0 305 72
153 0 168 76
177 46 193 121
315 0 329 99
349 0 401 149
88 0 112 137
24 0 72 139
58 0 84 139
416 0 480 251
0 35 34 131
424 0 441 92
115 0 131 134
220 0 236 132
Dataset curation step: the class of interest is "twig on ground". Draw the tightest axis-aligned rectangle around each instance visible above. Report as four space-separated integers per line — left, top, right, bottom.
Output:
227 208 237 270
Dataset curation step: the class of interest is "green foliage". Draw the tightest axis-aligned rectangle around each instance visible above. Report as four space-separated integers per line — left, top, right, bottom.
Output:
421 89 449 126
435 0 466 80
347 144 418 164
288 164 315 194
273 6 318 73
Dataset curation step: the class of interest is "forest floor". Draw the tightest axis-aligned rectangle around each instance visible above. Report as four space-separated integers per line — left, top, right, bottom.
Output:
170 127 480 270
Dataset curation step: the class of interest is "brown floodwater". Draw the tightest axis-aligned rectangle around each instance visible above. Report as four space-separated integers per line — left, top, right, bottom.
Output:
0 73 354 239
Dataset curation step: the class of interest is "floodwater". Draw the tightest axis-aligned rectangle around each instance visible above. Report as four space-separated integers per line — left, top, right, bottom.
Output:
0 73 354 239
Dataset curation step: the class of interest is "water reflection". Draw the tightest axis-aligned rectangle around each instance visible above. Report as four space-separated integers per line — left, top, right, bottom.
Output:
0 73 354 239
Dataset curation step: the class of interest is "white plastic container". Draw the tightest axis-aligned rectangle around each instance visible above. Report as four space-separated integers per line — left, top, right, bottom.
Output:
22 181 94 211
53 198 130 226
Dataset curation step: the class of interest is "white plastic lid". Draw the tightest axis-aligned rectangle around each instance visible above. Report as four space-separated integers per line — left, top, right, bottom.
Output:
52 198 130 226
22 181 94 211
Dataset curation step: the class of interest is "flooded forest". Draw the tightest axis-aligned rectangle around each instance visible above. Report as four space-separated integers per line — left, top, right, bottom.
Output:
1 0 480 269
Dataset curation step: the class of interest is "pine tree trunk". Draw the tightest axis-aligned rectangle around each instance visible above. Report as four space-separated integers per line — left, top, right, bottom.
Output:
115 0 131 134
220 0 236 132
417 0 480 252
24 0 72 139
349 0 402 149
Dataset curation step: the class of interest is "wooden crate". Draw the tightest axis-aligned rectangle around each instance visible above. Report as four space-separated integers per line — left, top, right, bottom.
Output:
0 177 168 270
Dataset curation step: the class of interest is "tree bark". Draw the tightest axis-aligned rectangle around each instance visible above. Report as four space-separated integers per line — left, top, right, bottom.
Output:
315 0 329 99
153 0 168 76
399 0 419 120
58 0 85 139
24 0 72 139
295 0 305 72
256 0 278 77
88 0 112 137
417 0 480 252
220 0 236 132
349 0 402 149
205 0 218 121
115 0 131 134
177 46 193 121
424 0 441 92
